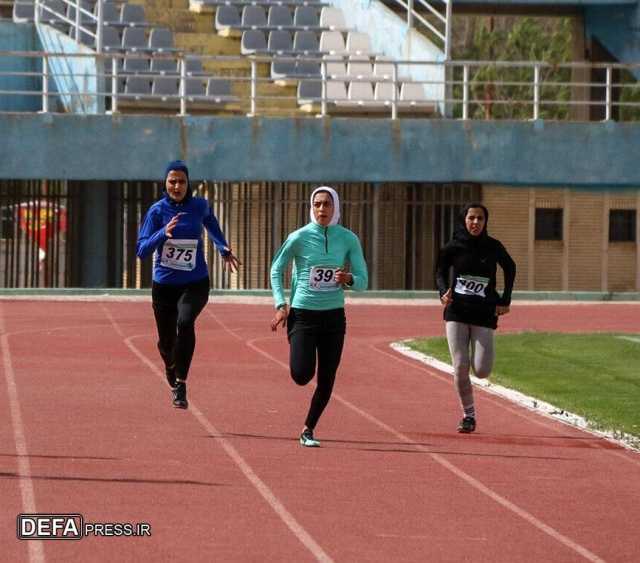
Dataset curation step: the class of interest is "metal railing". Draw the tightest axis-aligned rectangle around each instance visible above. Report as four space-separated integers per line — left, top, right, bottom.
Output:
2 50 640 121
34 0 105 52
387 0 452 59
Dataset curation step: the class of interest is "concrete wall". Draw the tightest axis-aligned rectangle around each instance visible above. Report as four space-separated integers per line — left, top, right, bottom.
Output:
1 114 640 187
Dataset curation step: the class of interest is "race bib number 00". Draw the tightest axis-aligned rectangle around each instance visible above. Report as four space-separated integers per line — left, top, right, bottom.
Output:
454 275 489 298
309 266 339 291
160 239 197 271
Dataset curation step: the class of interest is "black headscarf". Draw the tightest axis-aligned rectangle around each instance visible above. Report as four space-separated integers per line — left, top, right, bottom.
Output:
451 202 490 249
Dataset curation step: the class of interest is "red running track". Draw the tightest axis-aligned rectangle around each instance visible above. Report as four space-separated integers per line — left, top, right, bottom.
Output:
1 299 639 563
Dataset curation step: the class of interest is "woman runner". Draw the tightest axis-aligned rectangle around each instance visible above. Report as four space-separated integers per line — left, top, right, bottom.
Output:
137 160 240 409
435 203 516 433
270 186 368 447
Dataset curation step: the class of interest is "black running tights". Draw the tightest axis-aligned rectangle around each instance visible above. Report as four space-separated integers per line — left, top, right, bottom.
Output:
287 308 346 430
152 277 210 381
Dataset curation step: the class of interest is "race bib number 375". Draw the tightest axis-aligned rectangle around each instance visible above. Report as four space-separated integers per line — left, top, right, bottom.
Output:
160 239 197 271
309 266 339 291
454 275 489 298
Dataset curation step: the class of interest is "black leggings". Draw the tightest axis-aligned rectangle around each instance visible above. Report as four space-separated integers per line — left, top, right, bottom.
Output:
152 277 210 381
287 308 346 430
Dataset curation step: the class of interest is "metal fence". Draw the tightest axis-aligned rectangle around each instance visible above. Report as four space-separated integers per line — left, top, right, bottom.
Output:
2 50 640 120
0 179 479 289
112 180 479 291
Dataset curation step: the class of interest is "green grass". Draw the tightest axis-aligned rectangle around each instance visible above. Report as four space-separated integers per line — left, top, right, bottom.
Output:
408 333 640 439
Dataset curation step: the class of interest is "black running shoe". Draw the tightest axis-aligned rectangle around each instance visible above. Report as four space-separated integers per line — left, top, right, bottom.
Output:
457 416 476 433
165 364 177 389
172 381 188 409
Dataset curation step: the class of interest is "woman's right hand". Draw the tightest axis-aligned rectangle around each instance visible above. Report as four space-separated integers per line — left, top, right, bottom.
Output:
440 289 453 307
164 213 184 238
271 305 289 332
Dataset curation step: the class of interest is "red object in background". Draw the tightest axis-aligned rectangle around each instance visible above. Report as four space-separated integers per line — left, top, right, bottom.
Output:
17 201 67 260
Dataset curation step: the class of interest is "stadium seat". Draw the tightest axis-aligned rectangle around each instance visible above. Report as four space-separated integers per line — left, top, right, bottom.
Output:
319 7 345 30
120 4 147 27
293 30 319 55
319 31 346 55
13 2 35 23
241 30 267 54
152 76 179 98
347 56 372 79
346 32 370 55
124 75 151 97
100 26 123 53
149 28 176 52
294 6 319 28
268 6 292 28
242 6 267 28
215 6 241 37
122 27 147 52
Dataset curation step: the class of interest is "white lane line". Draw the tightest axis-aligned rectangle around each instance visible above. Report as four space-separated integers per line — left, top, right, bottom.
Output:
0 304 46 563
101 304 333 563
207 312 604 563
372 342 640 466
616 336 640 344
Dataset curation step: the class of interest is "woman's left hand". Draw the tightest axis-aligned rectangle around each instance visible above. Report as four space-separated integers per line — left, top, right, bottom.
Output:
496 305 510 316
222 250 241 273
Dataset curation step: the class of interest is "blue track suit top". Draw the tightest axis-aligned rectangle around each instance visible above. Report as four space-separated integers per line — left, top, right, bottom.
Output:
136 193 230 285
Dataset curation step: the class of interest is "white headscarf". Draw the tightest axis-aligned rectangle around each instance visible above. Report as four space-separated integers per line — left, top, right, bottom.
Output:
309 186 341 226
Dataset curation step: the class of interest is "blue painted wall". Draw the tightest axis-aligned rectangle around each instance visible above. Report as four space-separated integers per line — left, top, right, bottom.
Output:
0 113 639 188
0 21 41 111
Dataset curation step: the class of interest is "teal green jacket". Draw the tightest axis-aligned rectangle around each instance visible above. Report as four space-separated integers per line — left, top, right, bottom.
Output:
270 222 368 310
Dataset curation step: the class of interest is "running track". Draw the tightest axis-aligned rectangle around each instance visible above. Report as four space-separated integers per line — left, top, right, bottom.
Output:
1 299 639 562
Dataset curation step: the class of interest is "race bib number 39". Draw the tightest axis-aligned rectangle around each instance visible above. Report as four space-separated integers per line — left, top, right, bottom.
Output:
160 239 197 271
454 275 489 298
309 266 339 291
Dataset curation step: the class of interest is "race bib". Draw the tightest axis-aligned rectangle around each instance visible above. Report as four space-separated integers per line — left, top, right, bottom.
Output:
160 239 197 271
309 266 339 291
454 275 489 298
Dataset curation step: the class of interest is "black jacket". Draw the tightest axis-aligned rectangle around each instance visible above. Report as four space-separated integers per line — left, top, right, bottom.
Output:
435 226 516 329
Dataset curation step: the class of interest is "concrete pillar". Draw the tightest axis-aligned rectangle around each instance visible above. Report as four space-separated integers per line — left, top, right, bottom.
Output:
78 181 110 287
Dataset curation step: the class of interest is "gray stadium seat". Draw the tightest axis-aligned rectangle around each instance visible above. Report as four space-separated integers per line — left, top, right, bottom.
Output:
100 26 122 52
13 2 35 23
122 27 147 52
185 76 206 97
215 5 241 36
297 79 321 106
122 53 149 74
152 76 179 98
293 30 318 54
124 75 151 97
95 2 121 27
294 6 319 28
150 55 178 74
295 59 321 78
185 57 204 76
241 30 267 55
268 30 293 54
149 28 175 52
41 0 67 28
120 4 147 27
242 6 267 28
206 78 234 102
268 6 292 28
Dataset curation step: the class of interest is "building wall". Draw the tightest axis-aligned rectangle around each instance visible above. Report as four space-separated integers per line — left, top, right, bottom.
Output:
485 185 640 291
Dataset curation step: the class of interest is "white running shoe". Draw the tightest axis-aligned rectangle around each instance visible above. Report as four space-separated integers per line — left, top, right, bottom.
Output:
299 429 320 447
